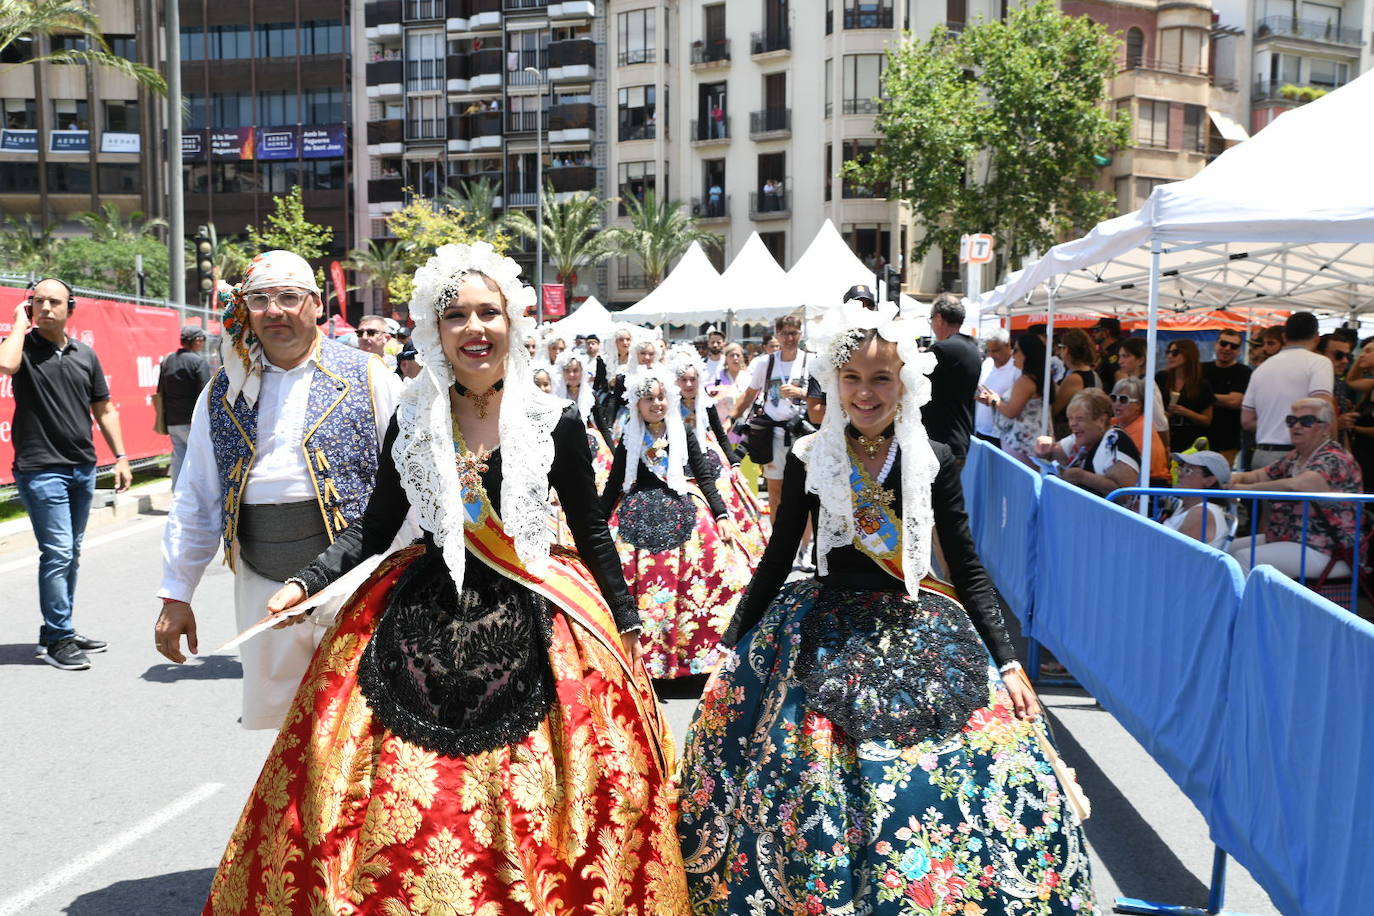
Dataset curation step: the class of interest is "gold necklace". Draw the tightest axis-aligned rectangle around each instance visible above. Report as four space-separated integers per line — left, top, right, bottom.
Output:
453 378 504 419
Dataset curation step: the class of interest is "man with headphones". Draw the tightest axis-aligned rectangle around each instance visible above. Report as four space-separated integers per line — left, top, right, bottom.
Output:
0 277 132 671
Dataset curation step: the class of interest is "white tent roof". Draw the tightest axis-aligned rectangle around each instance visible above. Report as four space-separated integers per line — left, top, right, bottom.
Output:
618 241 726 322
550 295 614 340
718 231 797 321
786 219 877 309
979 70 1374 318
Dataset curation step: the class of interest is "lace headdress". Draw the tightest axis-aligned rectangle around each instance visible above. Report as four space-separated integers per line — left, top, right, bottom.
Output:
552 349 595 423
620 365 689 496
803 299 940 595
393 241 554 593
667 343 712 449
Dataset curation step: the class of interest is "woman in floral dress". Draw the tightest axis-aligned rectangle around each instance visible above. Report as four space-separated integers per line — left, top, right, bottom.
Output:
677 302 1097 916
602 366 750 685
201 243 686 915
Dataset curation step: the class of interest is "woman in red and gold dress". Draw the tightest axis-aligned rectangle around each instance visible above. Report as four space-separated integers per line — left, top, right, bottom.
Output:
202 242 687 915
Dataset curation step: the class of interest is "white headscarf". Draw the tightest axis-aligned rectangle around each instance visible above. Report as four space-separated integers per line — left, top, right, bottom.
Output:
667 344 712 449
620 365 689 496
217 250 322 407
802 300 940 595
553 349 595 423
392 241 558 593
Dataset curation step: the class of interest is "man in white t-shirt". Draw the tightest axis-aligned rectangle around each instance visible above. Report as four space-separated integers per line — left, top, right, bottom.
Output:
974 329 1020 447
730 315 808 512
1241 311 1335 471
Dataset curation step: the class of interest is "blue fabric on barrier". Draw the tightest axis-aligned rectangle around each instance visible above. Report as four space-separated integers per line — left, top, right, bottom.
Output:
962 438 1039 624
1208 566 1374 916
1033 477 1245 806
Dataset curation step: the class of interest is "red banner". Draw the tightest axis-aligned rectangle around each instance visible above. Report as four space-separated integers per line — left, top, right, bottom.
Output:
542 284 566 318
329 260 348 319
0 288 182 485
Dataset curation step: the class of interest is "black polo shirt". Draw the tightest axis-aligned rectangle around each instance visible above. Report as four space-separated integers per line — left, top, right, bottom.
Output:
156 347 212 426
10 332 109 472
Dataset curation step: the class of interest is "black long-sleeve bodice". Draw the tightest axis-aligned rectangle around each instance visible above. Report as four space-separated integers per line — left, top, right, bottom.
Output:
720 439 1015 666
688 401 739 466
295 403 640 632
600 430 729 520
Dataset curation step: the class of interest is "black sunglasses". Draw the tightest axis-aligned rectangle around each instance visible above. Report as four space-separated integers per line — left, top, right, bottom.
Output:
1215 339 1240 350
1285 414 1323 428
1331 351 1351 361
1166 348 1181 356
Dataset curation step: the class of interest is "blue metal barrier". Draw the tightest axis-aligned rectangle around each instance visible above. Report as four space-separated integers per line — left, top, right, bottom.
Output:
962 438 1041 625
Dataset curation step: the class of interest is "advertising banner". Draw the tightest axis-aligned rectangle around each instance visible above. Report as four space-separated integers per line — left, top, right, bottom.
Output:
210 127 254 160
542 284 566 318
256 127 298 160
100 132 141 154
329 261 348 315
49 130 90 153
1 129 37 152
301 125 345 158
181 130 206 160
0 288 181 485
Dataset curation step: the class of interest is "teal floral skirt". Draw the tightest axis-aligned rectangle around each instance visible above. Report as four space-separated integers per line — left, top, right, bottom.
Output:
678 579 1098 915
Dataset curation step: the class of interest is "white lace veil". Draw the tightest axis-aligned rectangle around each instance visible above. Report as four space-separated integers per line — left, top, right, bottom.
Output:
552 349 595 423
668 344 712 449
620 365 690 496
803 300 940 595
393 241 559 593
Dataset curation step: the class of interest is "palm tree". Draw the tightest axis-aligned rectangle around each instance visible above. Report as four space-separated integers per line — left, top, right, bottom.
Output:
346 239 407 313
0 0 166 94
505 190 616 307
605 191 723 288
76 202 166 244
440 176 512 243
0 213 59 274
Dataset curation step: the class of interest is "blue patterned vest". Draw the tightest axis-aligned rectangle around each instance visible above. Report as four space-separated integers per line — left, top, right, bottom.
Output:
206 337 381 572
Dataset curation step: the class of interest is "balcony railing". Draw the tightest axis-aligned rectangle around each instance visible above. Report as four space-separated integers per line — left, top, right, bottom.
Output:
368 177 404 202
549 102 594 130
841 97 880 115
690 116 730 142
506 50 546 84
1118 55 1208 78
365 118 404 144
751 28 790 55
749 107 791 137
549 38 595 69
1253 78 1340 102
617 48 655 66
366 59 403 84
471 47 503 77
692 195 729 219
548 165 597 193
406 118 445 140
365 0 402 27
505 110 548 132
1256 14 1362 46
405 58 445 92
749 189 789 219
446 53 469 80
404 0 444 21
844 7 894 29
618 119 655 141
504 0 544 9
691 38 730 65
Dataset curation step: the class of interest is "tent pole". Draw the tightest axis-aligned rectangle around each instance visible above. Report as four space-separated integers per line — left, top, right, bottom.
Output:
1042 285 1057 437
1139 236 1162 514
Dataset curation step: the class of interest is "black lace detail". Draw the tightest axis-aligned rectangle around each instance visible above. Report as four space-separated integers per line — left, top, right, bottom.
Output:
698 447 723 481
617 488 696 553
358 548 557 757
796 585 991 747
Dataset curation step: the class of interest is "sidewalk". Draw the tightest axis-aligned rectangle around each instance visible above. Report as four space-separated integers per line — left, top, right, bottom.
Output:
0 479 175 556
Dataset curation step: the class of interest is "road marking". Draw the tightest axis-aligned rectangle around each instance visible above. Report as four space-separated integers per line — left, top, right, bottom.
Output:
0 515 165 577
0 781 224 916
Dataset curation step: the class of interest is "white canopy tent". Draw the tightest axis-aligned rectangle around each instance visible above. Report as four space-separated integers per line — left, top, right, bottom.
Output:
718 231 796 321
550 295 614 340
786 219 878 309
617 241 726 324
975 69 1374 490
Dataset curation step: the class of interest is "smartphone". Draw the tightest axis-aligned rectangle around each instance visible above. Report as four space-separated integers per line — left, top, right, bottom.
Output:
24 301 32 320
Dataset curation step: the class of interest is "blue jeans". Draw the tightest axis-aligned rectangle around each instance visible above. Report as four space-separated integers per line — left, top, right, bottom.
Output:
15 464 96 644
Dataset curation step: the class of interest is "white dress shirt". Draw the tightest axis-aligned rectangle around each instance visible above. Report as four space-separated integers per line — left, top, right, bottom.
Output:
975 357 1020 437
158 350 400 603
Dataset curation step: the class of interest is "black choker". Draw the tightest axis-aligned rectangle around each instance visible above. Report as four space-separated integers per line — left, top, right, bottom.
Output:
846 422 895 458
453 378 504 418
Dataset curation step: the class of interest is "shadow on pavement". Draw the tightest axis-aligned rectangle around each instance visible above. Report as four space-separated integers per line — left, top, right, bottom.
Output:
142 656 243 682
65 867 213 915
0 643 42 666
1045 708 1211 909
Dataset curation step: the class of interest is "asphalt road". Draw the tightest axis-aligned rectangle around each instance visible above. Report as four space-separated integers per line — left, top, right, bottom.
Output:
0 510 1279 915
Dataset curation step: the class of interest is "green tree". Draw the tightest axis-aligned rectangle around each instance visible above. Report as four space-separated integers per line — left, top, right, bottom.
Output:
76 202 165 244
0 213 59 274
246 186 334 260
56 235 169 297
345 239 407 312
846 0 1130 271
440 176 513 243
384 197 502 307
505 189 616 306
0 0 166 93
605 192 722 289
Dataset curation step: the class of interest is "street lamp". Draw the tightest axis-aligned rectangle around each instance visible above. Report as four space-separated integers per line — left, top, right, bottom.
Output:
524 65 544 324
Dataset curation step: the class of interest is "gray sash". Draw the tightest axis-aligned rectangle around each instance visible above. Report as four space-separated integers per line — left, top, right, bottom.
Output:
237 501 331 582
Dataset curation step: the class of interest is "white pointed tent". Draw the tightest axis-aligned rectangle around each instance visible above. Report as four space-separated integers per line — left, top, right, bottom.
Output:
718 231 796 321
785 219 877 310
976 70 1374 489
618 241 726 323
551 295 614 340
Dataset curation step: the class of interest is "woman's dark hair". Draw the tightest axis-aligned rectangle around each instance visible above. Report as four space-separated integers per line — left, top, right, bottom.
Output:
1167 338 1204 399
1120 336 1147 362
1059 328 1096 369
1014 333 1053 402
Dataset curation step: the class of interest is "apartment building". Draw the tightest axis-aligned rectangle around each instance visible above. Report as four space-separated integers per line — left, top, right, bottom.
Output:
0 0 161 232
1241 0 1372 132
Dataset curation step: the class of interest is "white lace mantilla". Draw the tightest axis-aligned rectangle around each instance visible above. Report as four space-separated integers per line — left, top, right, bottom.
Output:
621 365 689 496
668 343 714 449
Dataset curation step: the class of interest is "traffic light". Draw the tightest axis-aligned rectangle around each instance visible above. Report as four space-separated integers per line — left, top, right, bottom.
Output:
194 226 214 303
885 265 901 303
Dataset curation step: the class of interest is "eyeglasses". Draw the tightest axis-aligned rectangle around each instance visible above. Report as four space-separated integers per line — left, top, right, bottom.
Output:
1215 340 1240 350
1331 351 1351 361
1109 394 1139 404
243 289 310 311
1285 414 1323 428
1166 348 1181 356
357 328 387 338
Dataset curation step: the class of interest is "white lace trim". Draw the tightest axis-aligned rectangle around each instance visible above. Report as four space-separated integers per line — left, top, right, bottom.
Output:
621 365 689 496
802 300 940 594
668 343 714 449
393 241 555 594
552 350 595 424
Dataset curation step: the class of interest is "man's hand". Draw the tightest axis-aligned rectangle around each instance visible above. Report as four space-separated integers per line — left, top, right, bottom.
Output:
112 457 132 492
155 599 198 663
266 582 308 629
11 301 31 334
779 383 805 400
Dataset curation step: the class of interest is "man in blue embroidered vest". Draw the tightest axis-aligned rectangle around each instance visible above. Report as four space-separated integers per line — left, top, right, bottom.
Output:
152 251 401 729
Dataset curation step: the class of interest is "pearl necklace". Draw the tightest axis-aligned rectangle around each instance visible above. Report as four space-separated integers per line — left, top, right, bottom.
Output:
875 437 898 485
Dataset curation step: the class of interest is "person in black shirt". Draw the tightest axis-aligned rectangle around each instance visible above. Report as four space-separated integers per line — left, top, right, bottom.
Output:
156 325 212 486
922 291 982 463
1201 328 1252 465
1091 316 1125 383
0 278 132 670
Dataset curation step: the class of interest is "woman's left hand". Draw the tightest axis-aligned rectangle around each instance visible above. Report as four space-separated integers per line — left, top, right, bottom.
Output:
1002 667 1042 720
620 631 643 668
